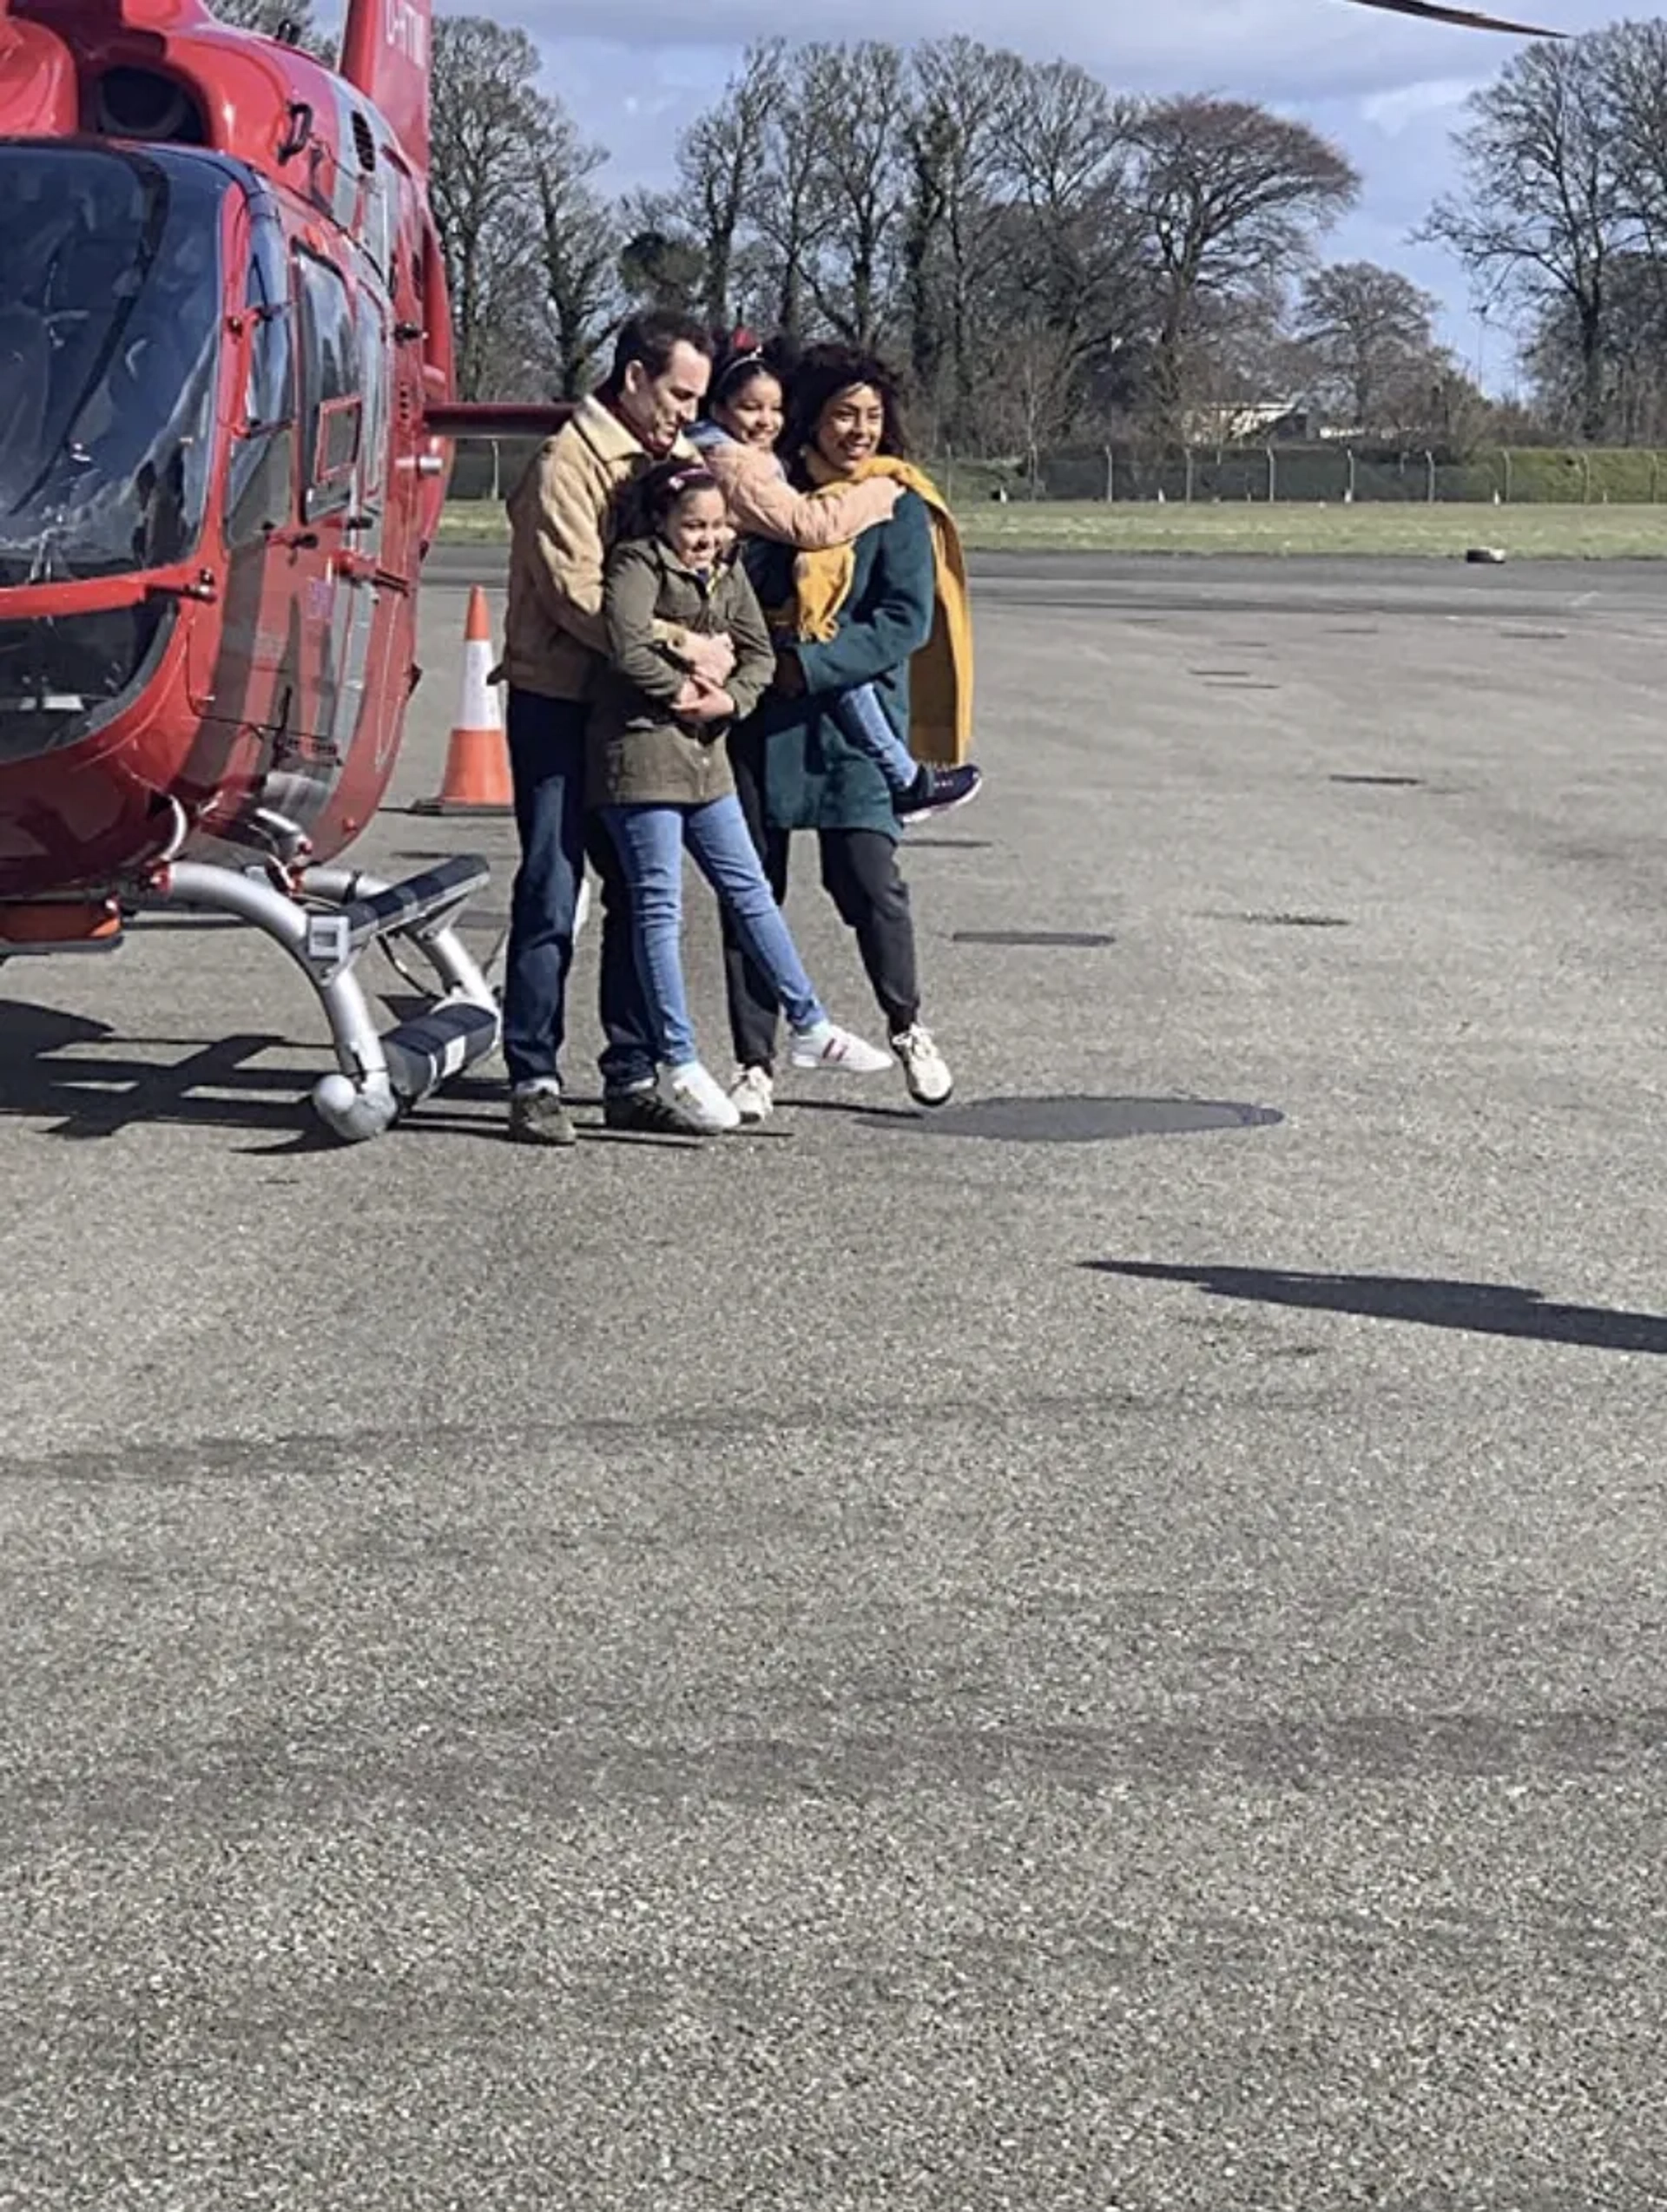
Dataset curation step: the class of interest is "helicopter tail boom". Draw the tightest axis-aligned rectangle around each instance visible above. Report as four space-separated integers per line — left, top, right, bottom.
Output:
340 0 432 172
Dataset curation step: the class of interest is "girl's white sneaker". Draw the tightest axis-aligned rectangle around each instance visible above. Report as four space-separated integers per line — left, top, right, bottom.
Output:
890 1024 953 1106
728 1066 775 1122
666 1062 741 1131
788 1021 893 1075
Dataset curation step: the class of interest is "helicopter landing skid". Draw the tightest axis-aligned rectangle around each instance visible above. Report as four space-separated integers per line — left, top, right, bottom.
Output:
144 854 500 1142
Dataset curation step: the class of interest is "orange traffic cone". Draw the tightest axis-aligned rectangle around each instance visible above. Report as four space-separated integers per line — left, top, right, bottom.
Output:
413 585 513 814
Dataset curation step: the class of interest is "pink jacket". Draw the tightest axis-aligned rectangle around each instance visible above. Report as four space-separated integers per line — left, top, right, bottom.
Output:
701 437 901 550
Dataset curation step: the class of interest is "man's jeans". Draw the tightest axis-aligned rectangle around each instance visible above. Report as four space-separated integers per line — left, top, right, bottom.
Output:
600 794 825 1068
501 688 656 1094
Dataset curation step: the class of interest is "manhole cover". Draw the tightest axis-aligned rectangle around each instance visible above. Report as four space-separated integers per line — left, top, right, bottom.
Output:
1329 774 1422 787
866 1095 1283 1143
1239 912 1349 929
952 930 1113 948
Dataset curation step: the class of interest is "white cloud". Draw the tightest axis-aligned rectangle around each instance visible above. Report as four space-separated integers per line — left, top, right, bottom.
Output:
1359 75 1479 134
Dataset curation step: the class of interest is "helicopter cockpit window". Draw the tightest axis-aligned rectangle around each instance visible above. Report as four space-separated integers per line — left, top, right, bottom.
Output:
293 247 362 520
0 143 225 585
226 205 295 547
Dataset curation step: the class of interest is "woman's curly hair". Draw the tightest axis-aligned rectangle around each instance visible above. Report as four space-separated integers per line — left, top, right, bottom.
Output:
781 342 912 466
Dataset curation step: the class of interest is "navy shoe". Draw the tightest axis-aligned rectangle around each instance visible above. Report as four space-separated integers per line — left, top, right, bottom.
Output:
603 1083 704 1136
897 763 983 822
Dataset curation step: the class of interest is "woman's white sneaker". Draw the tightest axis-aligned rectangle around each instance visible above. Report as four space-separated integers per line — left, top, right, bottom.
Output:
665 1062 741 1132
891 1024 953 1105
788 1020 893 1075
728 1065 775 1123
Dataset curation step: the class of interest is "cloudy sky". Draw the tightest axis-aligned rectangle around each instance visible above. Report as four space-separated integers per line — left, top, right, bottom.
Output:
489 0 1618 386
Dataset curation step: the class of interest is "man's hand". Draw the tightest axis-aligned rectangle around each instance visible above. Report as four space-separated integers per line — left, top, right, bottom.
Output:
682 687 736 726
682 632 736 689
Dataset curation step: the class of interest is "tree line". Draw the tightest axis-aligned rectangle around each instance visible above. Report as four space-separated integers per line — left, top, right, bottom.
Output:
422 24 1473 455
210 1 1667 452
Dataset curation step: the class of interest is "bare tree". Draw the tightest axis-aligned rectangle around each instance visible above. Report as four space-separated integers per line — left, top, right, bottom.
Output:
1527 249 1667 441
1598 21 1667 263
430 20 550 399
902 94 954 410
992 60 1146 432
743 49 833 335
978 313 1080 469
800 41 913 346
1295 260 1443 428
537 122 623 398
1131 95 1359 432
677 43 781 330
905 39 1023 437
1422 37 1622 443
996 59 1137 331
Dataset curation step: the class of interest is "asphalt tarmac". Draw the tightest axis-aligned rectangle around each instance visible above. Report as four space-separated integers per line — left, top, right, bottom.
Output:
3 553 1667 2209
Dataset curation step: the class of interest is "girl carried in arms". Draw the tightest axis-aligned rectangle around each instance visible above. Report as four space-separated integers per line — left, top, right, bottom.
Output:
688 330 983 825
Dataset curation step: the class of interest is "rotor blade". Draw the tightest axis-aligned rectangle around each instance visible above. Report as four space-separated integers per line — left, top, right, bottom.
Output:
1342 0 1567 33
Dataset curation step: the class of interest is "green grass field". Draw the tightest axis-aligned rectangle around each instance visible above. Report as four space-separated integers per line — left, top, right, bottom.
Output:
437 498 1667 558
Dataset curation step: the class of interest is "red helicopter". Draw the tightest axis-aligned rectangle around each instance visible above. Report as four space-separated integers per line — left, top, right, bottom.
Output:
0 0 1562 1142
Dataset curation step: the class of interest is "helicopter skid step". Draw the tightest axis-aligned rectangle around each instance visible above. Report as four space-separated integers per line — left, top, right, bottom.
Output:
0 897 127 953
143 857 500 1144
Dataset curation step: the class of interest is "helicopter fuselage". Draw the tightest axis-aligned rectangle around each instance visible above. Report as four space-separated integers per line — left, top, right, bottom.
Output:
0 1 454 901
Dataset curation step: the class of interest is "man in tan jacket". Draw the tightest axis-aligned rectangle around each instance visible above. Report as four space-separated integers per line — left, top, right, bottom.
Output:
500 308 733 1145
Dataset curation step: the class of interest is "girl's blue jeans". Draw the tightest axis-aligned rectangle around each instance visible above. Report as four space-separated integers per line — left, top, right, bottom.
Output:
833 681 918 796
602 794 827 1067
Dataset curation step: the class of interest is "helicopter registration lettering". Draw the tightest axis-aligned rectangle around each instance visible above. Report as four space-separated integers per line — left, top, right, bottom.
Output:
384 0 426 67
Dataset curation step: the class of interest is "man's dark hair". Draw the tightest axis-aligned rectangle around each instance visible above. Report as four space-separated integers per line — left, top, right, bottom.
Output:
781 342 912 465
602 308 713 395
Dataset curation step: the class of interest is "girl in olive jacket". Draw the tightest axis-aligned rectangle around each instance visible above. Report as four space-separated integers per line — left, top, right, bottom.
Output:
590 458 893 1134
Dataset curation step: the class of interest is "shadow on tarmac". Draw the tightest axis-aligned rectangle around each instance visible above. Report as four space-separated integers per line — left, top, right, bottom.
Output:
1088 1257 1667 1355
0 1001 709 1152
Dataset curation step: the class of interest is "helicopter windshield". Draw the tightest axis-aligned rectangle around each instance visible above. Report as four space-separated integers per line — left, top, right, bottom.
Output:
0 145 226 587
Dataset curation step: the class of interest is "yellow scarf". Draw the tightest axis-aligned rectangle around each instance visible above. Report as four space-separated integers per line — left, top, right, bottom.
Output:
789 451 973 767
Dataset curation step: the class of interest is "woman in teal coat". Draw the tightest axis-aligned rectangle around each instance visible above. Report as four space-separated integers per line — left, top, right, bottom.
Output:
721 343 956 1122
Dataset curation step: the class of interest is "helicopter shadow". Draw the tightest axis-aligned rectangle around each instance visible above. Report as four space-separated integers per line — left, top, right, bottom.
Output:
0 998 502 1154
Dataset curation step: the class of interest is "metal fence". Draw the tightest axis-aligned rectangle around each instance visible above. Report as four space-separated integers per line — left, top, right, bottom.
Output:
445 437 1667 508
1024 444 1667 507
